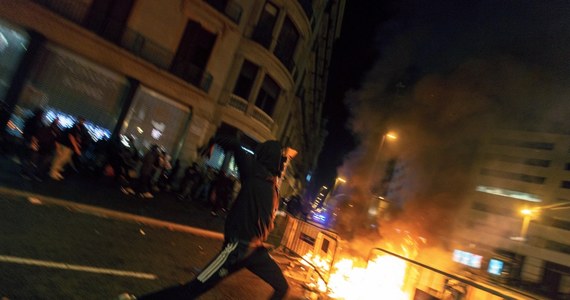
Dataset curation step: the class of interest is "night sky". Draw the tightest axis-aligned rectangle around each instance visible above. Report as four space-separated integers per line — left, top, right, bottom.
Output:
312 1 398 194
312 0 570 197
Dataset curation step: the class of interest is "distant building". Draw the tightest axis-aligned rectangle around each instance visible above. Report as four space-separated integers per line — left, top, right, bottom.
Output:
454 129 570 298
0 0 345 196
312 185 329 209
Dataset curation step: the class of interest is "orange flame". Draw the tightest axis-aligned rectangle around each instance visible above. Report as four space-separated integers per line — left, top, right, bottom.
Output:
301 233 422 299
326 255 409 300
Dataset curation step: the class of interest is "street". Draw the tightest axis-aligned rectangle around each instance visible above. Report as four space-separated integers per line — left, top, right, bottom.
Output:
0 193 307 299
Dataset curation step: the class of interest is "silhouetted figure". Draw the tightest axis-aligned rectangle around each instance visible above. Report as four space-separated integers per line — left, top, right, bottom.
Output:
136 135 290 299
49 116 89 181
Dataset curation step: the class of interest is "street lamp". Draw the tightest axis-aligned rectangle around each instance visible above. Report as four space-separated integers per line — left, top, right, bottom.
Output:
372 132 397 169
369 131 398 192
331 176 347 197
513 201 570 242
518 208 535 241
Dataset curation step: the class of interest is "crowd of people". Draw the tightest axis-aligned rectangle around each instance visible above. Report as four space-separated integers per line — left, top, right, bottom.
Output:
15 107 240 216
19 108 79 182
14 111 317 298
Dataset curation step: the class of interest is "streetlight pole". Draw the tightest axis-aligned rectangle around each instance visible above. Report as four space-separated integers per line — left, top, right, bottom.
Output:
516 202 570 242
519 209 533 241
332 177 346 197
369 132 397 193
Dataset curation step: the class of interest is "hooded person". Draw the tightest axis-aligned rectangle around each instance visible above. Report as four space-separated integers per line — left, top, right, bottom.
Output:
135 135 290 300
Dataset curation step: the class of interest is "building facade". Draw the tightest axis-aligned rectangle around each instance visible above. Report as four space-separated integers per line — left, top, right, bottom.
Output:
0 0 345 196
454 129 570 298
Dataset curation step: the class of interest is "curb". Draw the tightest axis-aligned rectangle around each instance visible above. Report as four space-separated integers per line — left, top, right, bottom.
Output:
0 186 224 240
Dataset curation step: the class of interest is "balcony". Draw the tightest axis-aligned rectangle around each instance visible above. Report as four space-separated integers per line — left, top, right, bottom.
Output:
252 107 274 130
228 95 248 112
31 0 213 92
170 63 213 93
226 95 274 131
204 0 243 24
122 28 212 92
121 28 174 69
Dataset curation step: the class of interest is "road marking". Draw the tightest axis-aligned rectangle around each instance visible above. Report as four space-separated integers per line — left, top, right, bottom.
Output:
0 255 157 280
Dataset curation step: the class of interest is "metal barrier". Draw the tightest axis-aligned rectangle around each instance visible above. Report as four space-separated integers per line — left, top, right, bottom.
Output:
280 214 340 284
368 247 543 300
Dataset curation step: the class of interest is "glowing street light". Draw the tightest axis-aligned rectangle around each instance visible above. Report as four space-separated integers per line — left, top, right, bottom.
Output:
369 131 398 191
331 177 347 196
513 201 570 242
385 132 398 140
518 208 535 241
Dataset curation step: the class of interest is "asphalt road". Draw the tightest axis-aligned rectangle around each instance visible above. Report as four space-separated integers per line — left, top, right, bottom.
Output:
0 193 308 300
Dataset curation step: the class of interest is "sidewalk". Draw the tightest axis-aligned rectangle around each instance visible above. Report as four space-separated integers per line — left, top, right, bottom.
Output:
0 153 226 232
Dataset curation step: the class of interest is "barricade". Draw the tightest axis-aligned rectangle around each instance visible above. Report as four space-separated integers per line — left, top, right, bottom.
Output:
280 214 340 285
368 247 544 300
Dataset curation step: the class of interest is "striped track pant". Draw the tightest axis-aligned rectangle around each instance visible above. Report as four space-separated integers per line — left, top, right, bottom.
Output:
138 241 289 299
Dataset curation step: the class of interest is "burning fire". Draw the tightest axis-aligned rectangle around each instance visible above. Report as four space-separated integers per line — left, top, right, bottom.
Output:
328 255 409 300
301 233 422 299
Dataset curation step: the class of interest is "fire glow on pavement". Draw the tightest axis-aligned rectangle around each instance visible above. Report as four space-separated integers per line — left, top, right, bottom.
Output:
302 245 416 299
297 228 427 300
327 255 409 300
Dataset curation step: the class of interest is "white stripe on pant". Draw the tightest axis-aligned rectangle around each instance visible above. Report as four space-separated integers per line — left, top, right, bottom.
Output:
197 242 238 282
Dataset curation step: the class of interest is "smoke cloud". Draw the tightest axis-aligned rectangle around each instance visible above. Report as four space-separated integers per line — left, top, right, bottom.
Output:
331 1 570 248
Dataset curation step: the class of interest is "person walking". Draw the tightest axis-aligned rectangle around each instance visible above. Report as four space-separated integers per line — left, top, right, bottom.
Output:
176 163 201 201
20 108 45 180
133 135 291 299
49 116 89 180
34 117 61 180
133 144 162 198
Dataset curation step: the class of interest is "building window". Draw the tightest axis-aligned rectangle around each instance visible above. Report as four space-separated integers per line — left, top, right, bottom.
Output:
544 240 570 254
85 0 135 43
255 75 280 116
484 154 551 167
480 168 546 184
233 60 259 99
561 181 570 189
0 20 29 104
274 16 299 70
171 21 216 91
6 44 128 141
204 0 243 23
121 86 190 155
490 138 554 150
252 2 279 48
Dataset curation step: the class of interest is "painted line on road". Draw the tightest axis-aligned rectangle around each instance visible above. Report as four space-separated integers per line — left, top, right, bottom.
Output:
0 186 224 240
0 255 157 279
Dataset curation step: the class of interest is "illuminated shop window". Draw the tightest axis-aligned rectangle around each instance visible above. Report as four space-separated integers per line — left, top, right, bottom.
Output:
452 249 482 269
0 20 29 103
475 185 541 202
6 43 127 142
121 86 190 155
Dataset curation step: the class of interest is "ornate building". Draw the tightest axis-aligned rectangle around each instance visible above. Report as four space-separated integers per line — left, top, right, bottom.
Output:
0 0 345 196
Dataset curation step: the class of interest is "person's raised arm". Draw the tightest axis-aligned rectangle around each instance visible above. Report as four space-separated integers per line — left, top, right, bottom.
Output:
210 135 253 178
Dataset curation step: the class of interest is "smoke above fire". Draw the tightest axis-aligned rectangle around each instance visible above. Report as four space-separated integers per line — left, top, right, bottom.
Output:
331 1 570 247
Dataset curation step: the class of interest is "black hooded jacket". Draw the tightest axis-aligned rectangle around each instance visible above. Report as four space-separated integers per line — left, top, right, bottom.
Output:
213 136 283 245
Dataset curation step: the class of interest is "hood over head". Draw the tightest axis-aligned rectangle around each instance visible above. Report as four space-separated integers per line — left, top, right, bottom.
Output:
254 140 284 176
